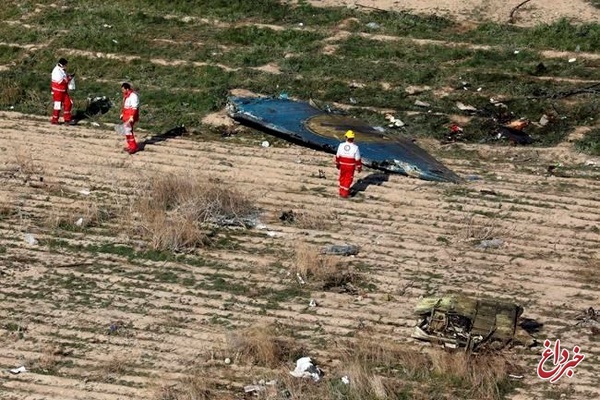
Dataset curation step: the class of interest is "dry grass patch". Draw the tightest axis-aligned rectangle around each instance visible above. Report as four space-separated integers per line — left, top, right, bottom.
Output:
292 243 363 293
227 325 305 368
128 174 257 251
292 243 341 282
44 200 112 231
154 373 219 400
263 337 520 400
280 209 339 230
572 258 600 286
13 148 44 181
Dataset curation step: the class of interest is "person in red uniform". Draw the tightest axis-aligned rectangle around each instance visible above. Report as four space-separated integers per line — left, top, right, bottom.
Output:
120 82 140 154
50 58 75 125
335 130 362 198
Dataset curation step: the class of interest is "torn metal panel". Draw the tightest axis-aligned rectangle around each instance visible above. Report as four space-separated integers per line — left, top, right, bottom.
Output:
226 96 463 184
412 295 536 351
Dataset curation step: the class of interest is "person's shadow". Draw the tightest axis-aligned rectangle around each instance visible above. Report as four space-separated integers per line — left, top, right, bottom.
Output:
137 125 187 151
349 172 389 197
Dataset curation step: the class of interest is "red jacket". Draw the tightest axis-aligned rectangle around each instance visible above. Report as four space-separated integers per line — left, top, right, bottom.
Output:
121 89 140 123
51 64 71 93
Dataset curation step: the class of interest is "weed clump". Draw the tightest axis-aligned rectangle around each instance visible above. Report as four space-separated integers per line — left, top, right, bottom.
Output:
154 374 215 400
226 325 304 368
129 175 257 252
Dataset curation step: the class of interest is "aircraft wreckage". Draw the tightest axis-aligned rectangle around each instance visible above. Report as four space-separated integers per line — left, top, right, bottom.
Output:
412 295 538 352
226 96 463 183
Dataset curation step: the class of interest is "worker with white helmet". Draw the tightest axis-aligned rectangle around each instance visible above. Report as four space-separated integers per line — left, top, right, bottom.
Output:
335 130 362 198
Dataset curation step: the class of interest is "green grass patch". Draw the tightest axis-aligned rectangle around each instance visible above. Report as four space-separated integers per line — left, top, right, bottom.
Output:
574 128 600 155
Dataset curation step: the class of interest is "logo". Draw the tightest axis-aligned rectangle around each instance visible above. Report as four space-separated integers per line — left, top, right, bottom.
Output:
343 144 351 151
537 339 585 383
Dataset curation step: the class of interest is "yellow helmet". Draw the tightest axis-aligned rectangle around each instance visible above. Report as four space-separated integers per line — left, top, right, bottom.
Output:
345 130 355 139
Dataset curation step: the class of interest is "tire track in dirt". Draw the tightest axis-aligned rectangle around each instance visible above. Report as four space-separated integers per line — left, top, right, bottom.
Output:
1 113 599 399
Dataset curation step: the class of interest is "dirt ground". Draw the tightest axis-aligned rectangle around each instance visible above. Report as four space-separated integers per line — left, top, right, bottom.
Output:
0 1 599 400
307 0 600 26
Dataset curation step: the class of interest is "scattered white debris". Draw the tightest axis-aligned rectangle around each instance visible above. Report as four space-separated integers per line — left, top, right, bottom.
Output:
266 231 282 238
79 189 91 196
568 58 576 63
349 81 365 89
414 100 430 107
341 375 350 385
514 50 520 54
366 22 380 29
539 114 549 126
477 87 482 92
490 98 507 108
584 160 596 166
244 384 264 394
102 24 112 28
225 357 231 365
255 223 267 230
90 122 100 127
9 366 26 375
385 114 405 128
261 141 270 148
296 273 306 285
112 39 118 44
23 233 38 246
75 217 84 227
477 238 504 249
309 299 317 308
298 22 304 27
456 102 477 112
290 357 323 382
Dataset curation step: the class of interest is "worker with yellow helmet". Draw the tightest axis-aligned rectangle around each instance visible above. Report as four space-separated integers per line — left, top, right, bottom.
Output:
334 130 362 198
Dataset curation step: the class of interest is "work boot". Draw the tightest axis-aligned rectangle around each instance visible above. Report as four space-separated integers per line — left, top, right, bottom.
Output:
51 110 60 124
124 134 139 154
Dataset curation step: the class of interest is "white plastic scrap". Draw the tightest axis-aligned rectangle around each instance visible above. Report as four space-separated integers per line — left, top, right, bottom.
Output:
296 273 306 285
261 141 270 148
456 102 477 112
9 366 27 374
244 384 265 394
568 58 577 63
75 217 84 227
341 375 350 385
24 233 38 246
290 357 323 382
79 189 91 196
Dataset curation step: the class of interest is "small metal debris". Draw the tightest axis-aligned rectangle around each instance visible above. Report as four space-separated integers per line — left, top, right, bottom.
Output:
321 244 359 256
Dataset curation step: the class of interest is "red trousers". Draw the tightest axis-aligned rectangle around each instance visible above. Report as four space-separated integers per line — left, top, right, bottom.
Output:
338 165 356 198
122 119 138 153
51 91 72 123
